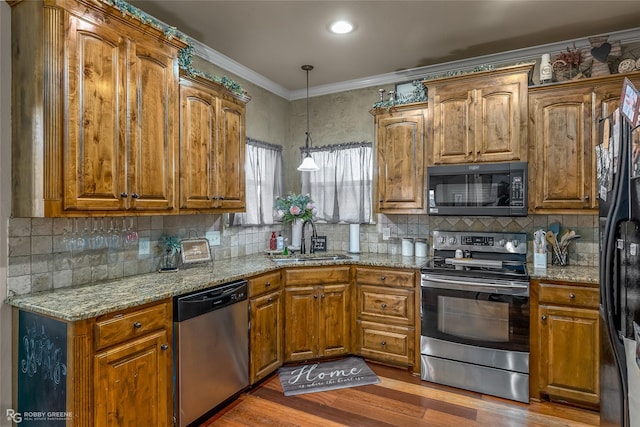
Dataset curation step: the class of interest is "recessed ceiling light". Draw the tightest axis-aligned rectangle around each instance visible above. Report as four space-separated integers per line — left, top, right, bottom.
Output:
329 20 354 35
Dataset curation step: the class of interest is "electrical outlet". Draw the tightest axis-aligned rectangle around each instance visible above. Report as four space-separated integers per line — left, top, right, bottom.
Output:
382 227 391 241
206 231 221 246
138 237 150 256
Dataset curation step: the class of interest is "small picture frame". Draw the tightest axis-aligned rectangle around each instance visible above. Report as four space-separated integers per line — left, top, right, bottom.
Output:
180 238 212 265
395 81 416 101
620 77 640 125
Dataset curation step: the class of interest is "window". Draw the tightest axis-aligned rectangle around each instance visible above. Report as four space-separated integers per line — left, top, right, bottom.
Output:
301 142 373 223
233 138 283 225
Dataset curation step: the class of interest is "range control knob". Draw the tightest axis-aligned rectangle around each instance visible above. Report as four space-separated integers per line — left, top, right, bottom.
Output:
448 237 457 245
438 236 446 244
511 240 520 248
498 239 507 247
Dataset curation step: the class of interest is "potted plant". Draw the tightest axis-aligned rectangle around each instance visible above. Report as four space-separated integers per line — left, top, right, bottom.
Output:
160 235 181 272
274 193 317 249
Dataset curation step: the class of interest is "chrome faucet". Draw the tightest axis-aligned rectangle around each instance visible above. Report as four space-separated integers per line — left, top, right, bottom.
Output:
301 219 317 254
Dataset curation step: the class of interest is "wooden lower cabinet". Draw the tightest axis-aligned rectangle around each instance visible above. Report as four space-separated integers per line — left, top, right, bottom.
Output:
14 299 173 427
532 280 600 407
354 267 417 369
249 271 283 384
94 329 171 426
283 267 351 362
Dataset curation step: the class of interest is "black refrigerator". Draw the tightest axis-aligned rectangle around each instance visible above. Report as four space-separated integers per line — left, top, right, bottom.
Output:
598 110 640 427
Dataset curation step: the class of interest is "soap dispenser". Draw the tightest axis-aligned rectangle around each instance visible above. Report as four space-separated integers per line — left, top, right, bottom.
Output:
269 232 277 250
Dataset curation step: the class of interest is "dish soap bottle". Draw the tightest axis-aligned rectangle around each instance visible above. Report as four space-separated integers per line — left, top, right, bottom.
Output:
276 232 284 251
269 231 277 250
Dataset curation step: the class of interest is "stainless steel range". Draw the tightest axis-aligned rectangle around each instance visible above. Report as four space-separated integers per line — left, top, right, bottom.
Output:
420 230 530 403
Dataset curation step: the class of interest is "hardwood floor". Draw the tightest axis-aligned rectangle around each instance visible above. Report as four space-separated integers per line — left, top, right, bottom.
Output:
201 363 600 426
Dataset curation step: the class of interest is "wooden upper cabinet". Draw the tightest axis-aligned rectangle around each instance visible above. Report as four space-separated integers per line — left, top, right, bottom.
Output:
528 72 640 213
179 74 247 212
529 88 593 211
11 0 186 217
427 63 531 165
372 105 427 214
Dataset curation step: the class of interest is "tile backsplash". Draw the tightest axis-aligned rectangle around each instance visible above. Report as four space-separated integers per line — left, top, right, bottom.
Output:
6 213 599 296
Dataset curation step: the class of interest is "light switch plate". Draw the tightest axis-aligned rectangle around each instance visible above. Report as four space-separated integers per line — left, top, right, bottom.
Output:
206 231 221 246
382 227 391 241
138 237 150 256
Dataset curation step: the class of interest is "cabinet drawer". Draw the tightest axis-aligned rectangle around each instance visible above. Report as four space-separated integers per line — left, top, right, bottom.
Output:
285 266 350 286
249 271 281 297
357 285 414 325
357 320 414 366
538 283 599 309
94 301 170 350
356 268 415 288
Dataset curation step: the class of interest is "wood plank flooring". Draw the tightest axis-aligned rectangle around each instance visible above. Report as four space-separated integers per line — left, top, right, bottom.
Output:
201 363 600 426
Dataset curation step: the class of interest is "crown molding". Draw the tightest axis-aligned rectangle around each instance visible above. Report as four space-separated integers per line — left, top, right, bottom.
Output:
192 27 640 101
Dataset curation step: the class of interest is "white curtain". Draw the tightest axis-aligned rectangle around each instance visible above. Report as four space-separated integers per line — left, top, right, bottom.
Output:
233 138 283 225
301 142 372 223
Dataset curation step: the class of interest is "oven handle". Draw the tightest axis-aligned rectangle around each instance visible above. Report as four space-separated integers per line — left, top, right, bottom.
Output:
421 276 529 296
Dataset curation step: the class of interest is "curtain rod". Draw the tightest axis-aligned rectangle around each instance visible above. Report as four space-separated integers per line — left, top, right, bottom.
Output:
300 141 372 153
246 137 283 151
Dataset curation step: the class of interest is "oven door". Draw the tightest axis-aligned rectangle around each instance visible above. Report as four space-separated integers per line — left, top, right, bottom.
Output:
421 274 529 353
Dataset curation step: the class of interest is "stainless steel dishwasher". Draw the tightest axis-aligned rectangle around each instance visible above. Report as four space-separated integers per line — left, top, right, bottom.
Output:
174 279 249 427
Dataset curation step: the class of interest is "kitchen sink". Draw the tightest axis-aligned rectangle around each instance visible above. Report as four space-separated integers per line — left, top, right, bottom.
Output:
270 254 352 263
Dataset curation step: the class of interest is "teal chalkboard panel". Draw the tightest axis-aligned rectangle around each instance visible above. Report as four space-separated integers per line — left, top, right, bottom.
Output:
17 311 68 425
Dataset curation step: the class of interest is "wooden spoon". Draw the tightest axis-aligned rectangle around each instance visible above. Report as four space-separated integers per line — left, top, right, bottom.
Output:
546 230 560 252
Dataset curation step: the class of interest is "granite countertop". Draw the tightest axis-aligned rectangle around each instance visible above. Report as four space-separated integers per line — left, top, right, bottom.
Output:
5 252 600 322
4 253 426 322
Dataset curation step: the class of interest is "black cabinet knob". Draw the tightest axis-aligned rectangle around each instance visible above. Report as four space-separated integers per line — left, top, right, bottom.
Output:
133 322 142 329
161 344 169 351
131 193 139 199
120 192 128 198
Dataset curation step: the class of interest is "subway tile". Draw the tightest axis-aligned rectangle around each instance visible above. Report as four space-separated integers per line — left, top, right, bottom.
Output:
7 275 32 296
31 236 52 255
8 256 31 277
31 273 53 293
9 218 30 237
53 270 73 289
31 218 53 236
9 236 31 257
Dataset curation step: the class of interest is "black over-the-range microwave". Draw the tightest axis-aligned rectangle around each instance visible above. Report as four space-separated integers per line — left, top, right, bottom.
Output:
426 161 527 217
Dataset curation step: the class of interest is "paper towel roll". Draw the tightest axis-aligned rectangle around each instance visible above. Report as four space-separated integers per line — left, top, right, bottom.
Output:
349 224 360 253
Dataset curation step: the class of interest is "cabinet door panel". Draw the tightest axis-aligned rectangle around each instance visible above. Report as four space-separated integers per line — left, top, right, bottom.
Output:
432 91 471 164
319 284 350 357
376 110 426 212
218 99 246 210
65 17 126 211
477 82 521 161
250 290 283 383
530 91 592 210
539 305 599 404
284 286 318 361
179 85 217 209
127 41 178 211
94 330 171 427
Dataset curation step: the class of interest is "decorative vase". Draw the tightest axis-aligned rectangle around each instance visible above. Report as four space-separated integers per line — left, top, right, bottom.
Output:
539 54 552 83
290 219 303 250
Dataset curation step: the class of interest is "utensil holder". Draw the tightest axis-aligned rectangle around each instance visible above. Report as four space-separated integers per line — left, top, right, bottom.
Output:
551 246 568 266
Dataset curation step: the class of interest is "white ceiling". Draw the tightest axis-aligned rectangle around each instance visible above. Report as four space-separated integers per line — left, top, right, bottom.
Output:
128 1 640 96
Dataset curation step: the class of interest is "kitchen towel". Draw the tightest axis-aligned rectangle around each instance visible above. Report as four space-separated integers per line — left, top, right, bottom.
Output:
349 224 360 253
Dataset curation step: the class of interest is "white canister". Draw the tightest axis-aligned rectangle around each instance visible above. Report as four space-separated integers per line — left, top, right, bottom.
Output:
414 240 427 257
401 238 414 257
540 53 553 83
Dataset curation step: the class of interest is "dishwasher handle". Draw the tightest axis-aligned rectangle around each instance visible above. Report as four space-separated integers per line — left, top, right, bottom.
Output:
174 279 248 322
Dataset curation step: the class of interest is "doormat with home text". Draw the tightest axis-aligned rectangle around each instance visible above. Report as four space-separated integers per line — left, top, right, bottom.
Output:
278 357 380 396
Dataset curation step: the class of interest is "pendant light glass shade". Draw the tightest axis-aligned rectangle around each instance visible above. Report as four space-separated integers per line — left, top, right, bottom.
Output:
298 65 320 172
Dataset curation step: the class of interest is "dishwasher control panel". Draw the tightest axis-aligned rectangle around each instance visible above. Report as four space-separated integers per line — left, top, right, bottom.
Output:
174 279 248 322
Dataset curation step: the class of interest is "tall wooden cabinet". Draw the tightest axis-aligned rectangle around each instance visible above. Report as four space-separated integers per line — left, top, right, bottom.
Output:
531 280 600 407
283 267 351 362
179 74 248 212
249 271 283 384
528 72 640 213
426 63 532 165
371 105 427 213
10 0 186 217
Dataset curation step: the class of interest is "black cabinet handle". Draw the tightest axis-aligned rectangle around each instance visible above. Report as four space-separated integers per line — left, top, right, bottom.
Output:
161 344 169 351
131 193 139 199
120 192 128 198
541 315 547 321
381 303 387 309
380 341 386 346
133 322 142 329
265 281 271 287
313 294 318 299
569 293 575 299
380 276 386 281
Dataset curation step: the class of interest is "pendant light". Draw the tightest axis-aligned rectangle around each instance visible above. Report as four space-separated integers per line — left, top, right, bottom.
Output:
297 65 320 172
